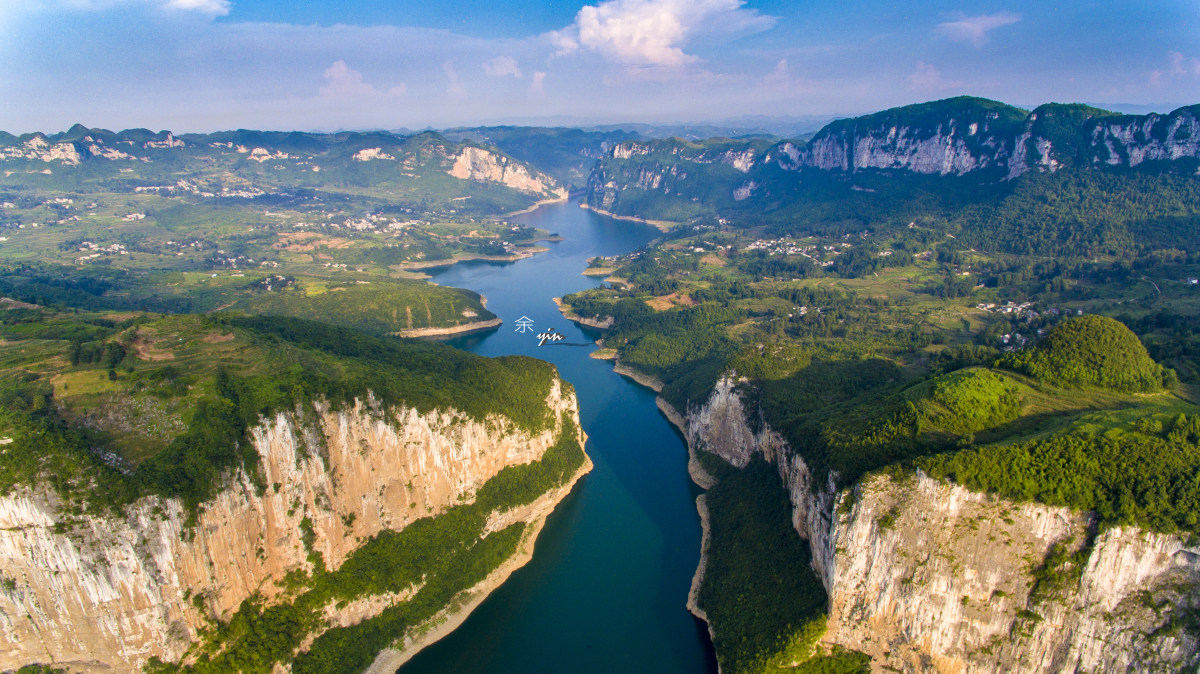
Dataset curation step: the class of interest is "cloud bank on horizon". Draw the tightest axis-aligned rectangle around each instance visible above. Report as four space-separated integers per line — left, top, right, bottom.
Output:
1 0 1198 133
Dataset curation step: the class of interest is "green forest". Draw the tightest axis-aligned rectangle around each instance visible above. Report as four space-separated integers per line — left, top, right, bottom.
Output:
0 310 561 515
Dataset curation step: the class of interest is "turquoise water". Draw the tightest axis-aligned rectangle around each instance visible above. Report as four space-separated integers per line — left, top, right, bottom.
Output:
397 202 717 673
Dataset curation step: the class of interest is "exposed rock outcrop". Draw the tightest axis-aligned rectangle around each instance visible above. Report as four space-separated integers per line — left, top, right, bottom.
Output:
682 374 1200 672
585 99 1200 216
449 147 566 197
1090 106 1200 167
0 382 584 672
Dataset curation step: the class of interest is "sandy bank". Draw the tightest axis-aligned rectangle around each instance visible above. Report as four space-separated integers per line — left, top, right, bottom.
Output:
501 193 569 217
578 203 676 231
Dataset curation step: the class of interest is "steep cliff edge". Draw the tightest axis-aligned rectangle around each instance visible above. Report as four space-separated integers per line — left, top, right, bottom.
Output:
449 146 567 198
0 366 585 666
683 374 1200 673
826 471 1200 672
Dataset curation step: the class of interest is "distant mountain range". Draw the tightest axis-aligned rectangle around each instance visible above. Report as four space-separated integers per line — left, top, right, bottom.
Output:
584 96 1200 229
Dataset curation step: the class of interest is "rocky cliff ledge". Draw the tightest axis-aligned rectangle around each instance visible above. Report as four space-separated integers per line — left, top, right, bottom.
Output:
0 380 584 672
683 375 1200 672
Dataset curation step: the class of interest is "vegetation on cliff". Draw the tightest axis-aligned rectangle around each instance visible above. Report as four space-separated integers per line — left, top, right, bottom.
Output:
0 309 561 514
919 411 1200 534
697 454 867 673
148 416 584 674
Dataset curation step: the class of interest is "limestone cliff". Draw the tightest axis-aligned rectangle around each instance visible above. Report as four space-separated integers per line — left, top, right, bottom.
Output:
1089 106 1200 168
683 374 1200 672
448 146 566 197
0 381 584 672
784 117 1016 176
584 98 1200 218
0 135 85 165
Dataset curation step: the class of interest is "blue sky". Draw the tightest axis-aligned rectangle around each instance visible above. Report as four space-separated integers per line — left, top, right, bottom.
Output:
2 0 1199 133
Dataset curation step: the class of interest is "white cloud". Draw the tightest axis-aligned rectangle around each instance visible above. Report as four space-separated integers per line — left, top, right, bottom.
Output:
483 55 523 79
907 61 962 91
550 0 775 67
443 60 466 96
163 0 229 14
1149 51 1200 89
319 60 380 98
935 12 1020 48
529 71 547 97
1169 51 1200 77
762 58 815 93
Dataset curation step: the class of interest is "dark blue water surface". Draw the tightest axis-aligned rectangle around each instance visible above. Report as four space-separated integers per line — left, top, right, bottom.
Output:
397 202 717 673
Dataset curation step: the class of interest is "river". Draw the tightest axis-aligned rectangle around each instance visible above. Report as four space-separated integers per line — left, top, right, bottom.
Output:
397 201 717 673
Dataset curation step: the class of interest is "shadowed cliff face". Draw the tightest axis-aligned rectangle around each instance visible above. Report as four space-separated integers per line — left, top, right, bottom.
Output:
684 375 1200 673
0 381 581 672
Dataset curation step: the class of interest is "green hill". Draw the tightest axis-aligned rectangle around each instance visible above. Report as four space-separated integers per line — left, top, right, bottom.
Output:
1000 315 1167 392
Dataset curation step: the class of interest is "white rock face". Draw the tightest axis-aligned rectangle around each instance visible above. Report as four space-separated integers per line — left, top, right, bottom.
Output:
353 147 395 162
720 149 757 173
732 180 757 201
796 123 1010 175
683 374 1200 672
824 473 1200 672
1092 111 1200 166
448 147 565 197
143 133 184 149
87 144 131 160
612 143 653 160
0 383 581 672
0 137 84 165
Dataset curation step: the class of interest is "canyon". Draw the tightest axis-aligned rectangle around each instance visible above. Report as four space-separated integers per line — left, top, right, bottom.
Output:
0 381 585 672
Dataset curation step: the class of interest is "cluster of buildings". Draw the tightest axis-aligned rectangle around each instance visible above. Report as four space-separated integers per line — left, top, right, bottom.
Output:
75 240 128 262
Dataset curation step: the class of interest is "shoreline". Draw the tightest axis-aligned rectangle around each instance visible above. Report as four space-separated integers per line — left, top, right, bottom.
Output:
687 494 712 628
365 440 593 673
611 361 665 392
551 297 614 330
392 248 549 278
391 317 502 338
655 391 719 661
500 192 569 218
578 203 676 231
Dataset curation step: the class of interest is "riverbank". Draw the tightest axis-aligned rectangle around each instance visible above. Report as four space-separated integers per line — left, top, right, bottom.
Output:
391 248 549 278
687 494 712 623
500 192 569 218
390 317 502 338
656 390 719 659
612 361 666 392
552 297 614 329
578 203 676 231
365 449 594 674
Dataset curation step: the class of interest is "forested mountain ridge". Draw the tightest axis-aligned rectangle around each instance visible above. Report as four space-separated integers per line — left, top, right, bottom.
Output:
0 125 565 208
585 97 1200 229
